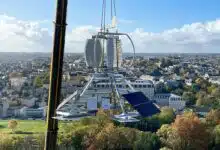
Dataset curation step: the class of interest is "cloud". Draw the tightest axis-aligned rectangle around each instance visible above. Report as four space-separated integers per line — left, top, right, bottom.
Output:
1 14 220 53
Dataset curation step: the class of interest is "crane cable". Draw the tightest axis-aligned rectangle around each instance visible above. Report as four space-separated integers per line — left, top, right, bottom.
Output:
100 0 106 32
100 0 105 31
101 0 117 31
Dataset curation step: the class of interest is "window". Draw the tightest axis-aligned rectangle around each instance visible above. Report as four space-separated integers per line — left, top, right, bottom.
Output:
143 85 146 88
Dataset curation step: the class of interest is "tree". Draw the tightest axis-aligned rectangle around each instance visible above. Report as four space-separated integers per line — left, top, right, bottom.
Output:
205 109 220 127
213 125 220 149
172 88 183 96
195 90 207 106
182 92 196 106
156 124 180 149
133 132 161 150
196 98 203 106
158 107 175 125
91 123 130 149
42 72 50 84
211 87 220 98
172 112 210 150
33 76 43 88
8 120 18 132
158 112 211 150
208 85 217 94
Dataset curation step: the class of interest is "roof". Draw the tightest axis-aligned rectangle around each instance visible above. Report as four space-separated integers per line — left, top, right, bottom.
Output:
154 93 181 98
194 106 211 112
154 93 172 97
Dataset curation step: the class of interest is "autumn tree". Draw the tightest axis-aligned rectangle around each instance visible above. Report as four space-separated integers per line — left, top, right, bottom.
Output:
8 120 18 132
91 123 130 149
172 112 210 150
205 109 220 127
156 124 181 150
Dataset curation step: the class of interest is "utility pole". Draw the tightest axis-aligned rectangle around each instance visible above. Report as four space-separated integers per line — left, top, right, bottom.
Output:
44 0 68 150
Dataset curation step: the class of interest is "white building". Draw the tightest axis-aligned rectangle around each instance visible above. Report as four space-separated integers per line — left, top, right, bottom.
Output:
19 106 45 118
154 93 185 111
169 94 185 111
185 79 192 86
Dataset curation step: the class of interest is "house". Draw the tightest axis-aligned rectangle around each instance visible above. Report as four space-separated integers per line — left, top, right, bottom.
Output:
185 79 192 86
194 106 211 117
19 106 45 118
168 94 186 111
154 93 186 111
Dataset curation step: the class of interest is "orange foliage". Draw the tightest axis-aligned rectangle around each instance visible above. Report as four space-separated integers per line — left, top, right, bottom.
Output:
206 109 220 126
172 112 209 150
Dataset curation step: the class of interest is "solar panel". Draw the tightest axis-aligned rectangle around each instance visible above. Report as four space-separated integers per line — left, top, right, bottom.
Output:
123 91 149 106
122 92 160 117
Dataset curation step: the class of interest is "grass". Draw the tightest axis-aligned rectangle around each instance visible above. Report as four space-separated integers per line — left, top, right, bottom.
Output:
0 120 46 134
0 120 69 135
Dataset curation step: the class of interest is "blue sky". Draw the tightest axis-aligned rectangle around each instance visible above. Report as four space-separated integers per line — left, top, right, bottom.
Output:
1 0 220 53
1 0 220 32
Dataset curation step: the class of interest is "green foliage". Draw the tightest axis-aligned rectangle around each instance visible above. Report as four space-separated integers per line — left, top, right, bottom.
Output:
0 134 44 150
158 107 175 125
205 109 220 127
172 88 184 96
126 107 175 132
182 91 196 106
0 120 46 133
42 72 50 84
214 125 220 149
33 76 43 88
157 112 210 150
156 124 178 149
33 72 50 88
133 132 161 150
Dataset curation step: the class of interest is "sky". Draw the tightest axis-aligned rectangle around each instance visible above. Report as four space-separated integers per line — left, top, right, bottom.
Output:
1 0 220 53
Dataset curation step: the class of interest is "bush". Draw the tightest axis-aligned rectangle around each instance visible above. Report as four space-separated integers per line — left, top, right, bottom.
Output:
8 120 18 132
0 134 44 150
